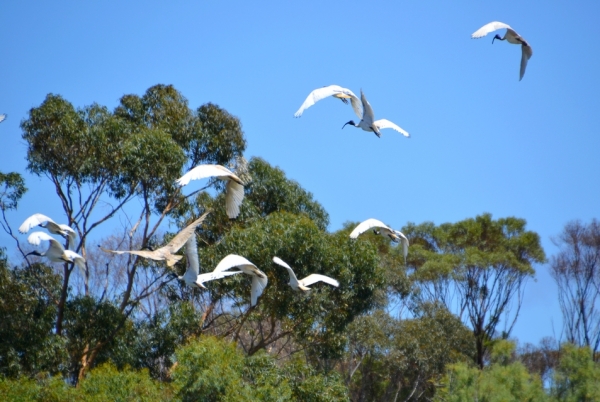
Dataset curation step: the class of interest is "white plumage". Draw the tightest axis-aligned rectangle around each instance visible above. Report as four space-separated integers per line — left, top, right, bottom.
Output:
342 90 410 138
294 85 362 118
272 256 339 292
0 114 6 123
27 231 86 275
19 213 77 248
213 254 268 306
179 235 201 287
99 212 209 267
350 218 409 261
471 21 533 81
176 164 245 219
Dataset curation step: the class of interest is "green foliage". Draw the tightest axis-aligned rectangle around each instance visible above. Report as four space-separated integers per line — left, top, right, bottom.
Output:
435 340 547 402
284 356 349 402
172 336 288 402
243 157 329 231
0 260 68 377
550 343 600 402
404 213 546 367
198 211 383 357
0 375 75 402
78 363 172 402
172 336 347 402
0 364 170 402
344 305 475 401
125 301 205 380
63 296 129 378
0 171 27 211
186 157 331 244
16 84 247 380
550 220 600 356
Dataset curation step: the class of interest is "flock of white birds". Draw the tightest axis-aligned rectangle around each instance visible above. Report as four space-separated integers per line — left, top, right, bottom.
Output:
15 21 529 308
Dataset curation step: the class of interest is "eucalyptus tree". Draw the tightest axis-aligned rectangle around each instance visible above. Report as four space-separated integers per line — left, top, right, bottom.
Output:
18 84 246 380
340 305 474 402
404 214 546 368
550 219 600 357
191 211 383 359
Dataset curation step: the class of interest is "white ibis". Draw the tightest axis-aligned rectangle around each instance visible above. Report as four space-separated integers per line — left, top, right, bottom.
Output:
19 213 76 247
350 218 409 261
99 212 209 267
272 256 339 292
342 90 410 138
294 85 362 118
176 165 244 219
212 254 268 306
472 21 533 81
27 231 86 275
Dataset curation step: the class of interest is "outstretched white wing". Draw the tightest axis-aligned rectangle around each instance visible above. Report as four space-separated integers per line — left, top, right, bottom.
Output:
272 256 300 286
176 164 242 187
183 235 200 281
349 219 390 239
225 180 244 219
251 275 268 306
196 270 242 288
300 274 339 288
374 119 410 137
64 250 86 276
214 254 267 306
520 44 533 81
19 213 55 233
294 85 361 118
360 90 375 127
471 21 512 38
393 230 410 261
214 254 257 273
27 232 66 257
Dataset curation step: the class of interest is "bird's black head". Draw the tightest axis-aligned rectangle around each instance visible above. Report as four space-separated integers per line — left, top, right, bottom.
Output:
372 229 381 236
492 34 502 44
342 120 356 129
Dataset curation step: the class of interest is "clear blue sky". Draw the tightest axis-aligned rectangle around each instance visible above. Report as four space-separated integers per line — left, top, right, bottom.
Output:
1 1 599 346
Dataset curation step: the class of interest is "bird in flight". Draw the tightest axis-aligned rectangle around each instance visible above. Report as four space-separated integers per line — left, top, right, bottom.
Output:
471 21 533 81
26 231 86 275
350 218 409 261
294 85 362 118
272 256 339 292
341 90 410 138
212 254 268 306
176 164 245 219
19 213 77 248
99 212 209 267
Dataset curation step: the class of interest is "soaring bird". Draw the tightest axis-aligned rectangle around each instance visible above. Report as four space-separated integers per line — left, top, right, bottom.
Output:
99 212 209 267
272 256 339 292
342 90 410 138
27 231 86 275
0 114 6 123
177 235 202 287
294 85 362 118
471 21 533 81
176 164 244 219
174 235 241 289
19 213 77 247
212 254 268 306
350 218 409 261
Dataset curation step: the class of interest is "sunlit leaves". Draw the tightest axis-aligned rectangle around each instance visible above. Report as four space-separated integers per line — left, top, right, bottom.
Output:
0 171 27 211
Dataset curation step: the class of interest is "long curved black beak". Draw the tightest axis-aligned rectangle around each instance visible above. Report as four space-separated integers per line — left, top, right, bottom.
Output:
342 120 354 129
